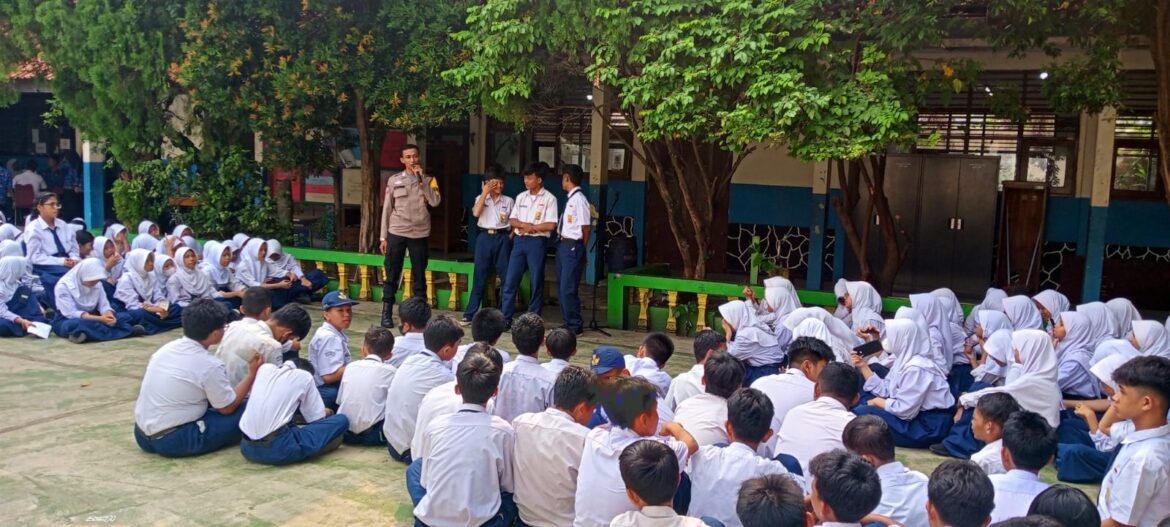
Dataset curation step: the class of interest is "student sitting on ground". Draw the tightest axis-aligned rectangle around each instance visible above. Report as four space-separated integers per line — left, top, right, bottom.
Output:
512 365 599 527
91 235 123 300
751 337 835 456
1096 356 1170 526
573 376 698 527
237 357 349 465
450 306 512 371
1025 485 1100 527
666 329 727 412
131 220 160 251
744 276 802 331
216 295 311 383
166 247 222 308
626 332 676 397
806 450 882 527
774 362 859 475
842 415 929 527
969 392 1023 476
382 315 462 464
411 343 503 461
988 410 1056 523
198 241 245 311
687 388 805 527
114 249 182 335
408 350 516 527
611 440 708 527
674 351 745 446
53 258 142 343
265 239 329 300
718 300 786 386
926 460 995 527
134 299 260 457
543 327 576 375
75 230 94 260
390 296 431 367
587 347 677 429
307 291 357 409
235 238 298 310
1054 353 1129 484
0 256 48 337
494 312 557 422
1050 311 1099 399
735 474 812 527
336 326 396 445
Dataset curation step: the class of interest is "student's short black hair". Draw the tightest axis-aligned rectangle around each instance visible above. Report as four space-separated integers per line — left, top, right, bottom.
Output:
727 388 774 443
601 376 659 429
470 307 507 345
618 440 679 506
1002 410 1057 472
553 365 599 411
787 336 835 366
182 298 229 341
398 296 432 331
808 450 881 522
989 516 1063 527
703 351 745 398
484 163 505 180
363 326 395 359
457 352 502 406
423 315 464 353
271 304 312 340
520 162 543 178
401 143 420 155
510 312 545 356
842 414 896 462
241 286 272 317
1113 356 1170 411
641 332 674 368
1027 485 1101 527
974 392 1022 427
75 230 94 247
546 327 577 361
928 460 995 527
561 164 584 186
463 341 504 371
692 329 725 363
290 357 316 375
816 362 860 402
736 474 807 527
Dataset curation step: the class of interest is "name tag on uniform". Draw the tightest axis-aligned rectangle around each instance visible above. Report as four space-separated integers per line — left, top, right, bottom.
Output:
566 214 574 224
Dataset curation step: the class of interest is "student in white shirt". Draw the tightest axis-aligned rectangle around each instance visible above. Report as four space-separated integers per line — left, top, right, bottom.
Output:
842 415 929 527
734 474 812 527
500 162 558 327
774 362 860 475
307 291 356 408
337 326 396 445
751 336 835 455
389 296 430 368
687 388 805 527
611 440 707 527
743 276 801 330
588 347 678 429
988 411 1057 523
134 299 261 458
542 326 576 375
412 343 503 457
969 392 1022 476
719 300 786 386
408 349 517 527
1097 356 1170 527
12 160 47 197
113 248 183 335
556 164 591 336
450 307 513 370
807 450 882 527
627 332 676 397
26 193 80 294
382 315 462 463
216 298 311 385
512 365 598 527
666 329 726 412
925 460 995 527
674 351 744 446
237 358 349 465
462 164 514 324
1026 485 1101 526
573 376 698 527
494 312 556 422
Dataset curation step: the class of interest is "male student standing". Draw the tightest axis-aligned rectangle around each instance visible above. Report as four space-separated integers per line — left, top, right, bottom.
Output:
307 291 357 408
382 315 462 464
237 358 349 465
1097 356 1170 527
500 163 557 327
462 164 513 324
337 326 397 445
556 164 590 336
843 415 930 527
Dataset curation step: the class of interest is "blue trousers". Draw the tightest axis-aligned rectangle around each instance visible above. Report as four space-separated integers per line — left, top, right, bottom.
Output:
1056 443 1116 483
407 458 518 527
501 236 547 321
317 383 340 410
388 442 412 464
744 363 783 387
556 239 586 331
940 407 980 459
52 313 136 341
125 305 183 335
948 363 975 401
853 406 954 448
774 453 804 476
463 231 511 319
344 420 386 446
0 286 48 337
134 405 244 458
1056 409 1094 448
240 414 349 466
32 264 70 298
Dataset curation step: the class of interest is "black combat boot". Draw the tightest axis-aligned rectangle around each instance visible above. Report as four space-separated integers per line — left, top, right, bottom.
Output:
381 302 394 329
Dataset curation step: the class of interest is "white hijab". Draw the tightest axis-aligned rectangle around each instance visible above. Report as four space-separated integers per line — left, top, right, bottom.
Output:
718 300 778 348
1132 320 1170 359
1090 353 1130 393
1076 302 1117 350
977 310 1014 335
0 256 30 303
132 220 159 250
911 293 955 370
896 306 944 371
784 307 860 352
104 223 129 254
966 287 1008 333
265 239 294 278
883 319 948 400
1105 298 1141 339
93 236 123 281
154 254 175 286
200 241 232 285
1056 311 1095 381
172 224 193 239
960 329 1062 427
124 249 158 301
0 223 20 242
833 278 852 326
60 258 108 310
845 281 884 332
1003 296 1044 330
791 318 847 363
1091 338 1141 366
981 328 1014 373
972 311 1014 380
172 246 214 297
0 240 21 257
932 288 964 326
762 276 801 320
237 238 269 286
182 235 201 258
1033 290 1070 325
154 235 184 255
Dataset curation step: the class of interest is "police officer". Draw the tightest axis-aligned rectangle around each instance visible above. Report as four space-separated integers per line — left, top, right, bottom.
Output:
556 164 590 336
379 144 441 329
461 163 513 324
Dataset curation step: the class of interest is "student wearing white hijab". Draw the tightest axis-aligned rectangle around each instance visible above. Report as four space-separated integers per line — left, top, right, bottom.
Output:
935 293 975 398
0 223 20 242
199 241 245 310
967 311 1014 388
1130 320 1170 359
52 258 141 343
1054 353 1135 484
853 319 956 448
168 247 222 307
0 239 20 257
1074 302 1117 351
1090 335 1141 367
791 318 848 363
153 233 184 258
113 249 183 335
910 293 955 372
0 256 49 337
747 276 801 329
833 278 852 327
103 223 131 256
718 300 785 385
264 239 329 301
843 280 884 334
92 235 123 301
1052 311 1099 399
1002 296 1044 330
1104 298 1141 339
965 288 1008 334
131 220 160 251
783 307 859 363
1032 289 1070 328
236 238 295 308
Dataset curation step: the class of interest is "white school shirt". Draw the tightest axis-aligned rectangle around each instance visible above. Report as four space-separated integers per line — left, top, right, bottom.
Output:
873 462 930 527
751 369 815 456
476 193 514 230
686 443 805 527
673 393 729 447
238 361 327 440
493 355 557 422
510 188 558 238
610 507 707 527
411 380 462 456
512 408 590 527
450 342 512 374
415 403 515 527
12 170 46 195
774 396 856 475
971 439 1006 475
336 355 397 434
25 217 79 267
134 337 238 435
389 331 427 368
664 365 704 412
307 322 352 385
988 470 1050 523
626 355 673 398
382 349 454 454
1097 424 1170 526
214 318 284 385
558 187 590 240
543 357 570 375
573 426 691 527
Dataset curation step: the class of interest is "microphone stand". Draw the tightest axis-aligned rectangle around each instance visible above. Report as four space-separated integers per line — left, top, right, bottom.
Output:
586 190 620 336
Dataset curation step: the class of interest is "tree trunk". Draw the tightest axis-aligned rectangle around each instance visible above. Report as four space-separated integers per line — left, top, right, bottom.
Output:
274 175 292 226
830 156 908 296
354 93 382 254
1153 0 1170 208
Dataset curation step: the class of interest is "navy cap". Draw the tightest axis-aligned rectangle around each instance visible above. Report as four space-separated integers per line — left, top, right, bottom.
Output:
591 346 625 374
322 290 359 310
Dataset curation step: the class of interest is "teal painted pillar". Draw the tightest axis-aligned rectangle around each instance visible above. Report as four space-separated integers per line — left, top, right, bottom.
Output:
1081 108 1116 303
1082 205 1108 302
81 139 106 228
586 83 609 286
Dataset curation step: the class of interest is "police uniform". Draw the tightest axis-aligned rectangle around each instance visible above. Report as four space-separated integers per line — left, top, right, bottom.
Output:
500 188 558 324
379 169 441 324
463 191 514 321
556 186 591 333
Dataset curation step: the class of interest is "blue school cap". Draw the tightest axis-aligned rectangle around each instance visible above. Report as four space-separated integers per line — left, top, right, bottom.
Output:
322 290 359 310
591 346 624 374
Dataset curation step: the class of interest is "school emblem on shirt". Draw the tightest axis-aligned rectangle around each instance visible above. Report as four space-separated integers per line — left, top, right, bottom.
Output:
566 214 574 224
534 211 543 222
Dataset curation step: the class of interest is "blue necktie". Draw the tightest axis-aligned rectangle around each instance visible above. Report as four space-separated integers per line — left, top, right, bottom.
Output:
48 227 68 258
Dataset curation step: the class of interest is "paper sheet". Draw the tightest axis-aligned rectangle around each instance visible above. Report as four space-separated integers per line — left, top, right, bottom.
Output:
28 322 52 339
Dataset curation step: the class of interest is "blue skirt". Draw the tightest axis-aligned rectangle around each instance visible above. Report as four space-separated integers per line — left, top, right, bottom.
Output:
939 407 981 458
853 405 955 449
947 363 974 401
0 286 49 337
125 305 184 335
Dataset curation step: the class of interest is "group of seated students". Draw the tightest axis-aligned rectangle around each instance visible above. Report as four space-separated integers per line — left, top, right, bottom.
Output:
0 195 327 341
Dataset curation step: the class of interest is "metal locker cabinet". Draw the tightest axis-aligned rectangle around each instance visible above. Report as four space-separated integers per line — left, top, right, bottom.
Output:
882 155 924 293
951 157 1000 298
915 156 962 291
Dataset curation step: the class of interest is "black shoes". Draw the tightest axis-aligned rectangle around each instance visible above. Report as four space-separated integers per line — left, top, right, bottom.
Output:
131 325 147 337
929 443 955 458
381 302 395 329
